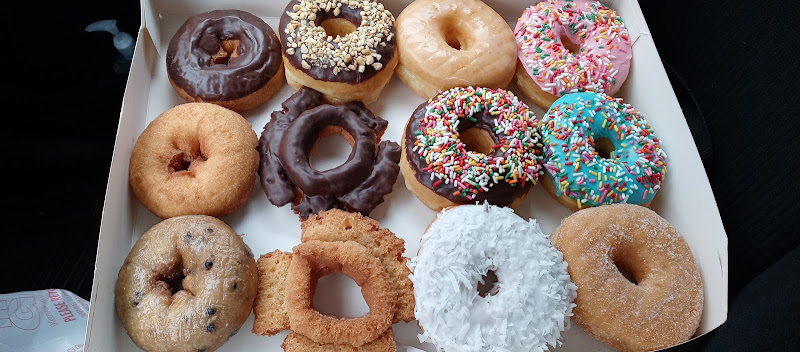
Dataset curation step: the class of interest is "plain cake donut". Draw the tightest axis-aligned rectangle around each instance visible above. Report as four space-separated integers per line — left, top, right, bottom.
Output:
166 9 284 112
410 204 577 351
395 0 517 99
115 215 258 352
129 103 259 219
551 204 703 352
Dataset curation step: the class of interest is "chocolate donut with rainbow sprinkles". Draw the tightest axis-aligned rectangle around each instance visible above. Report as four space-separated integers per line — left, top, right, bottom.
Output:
540 92 667 211
400 86 544 211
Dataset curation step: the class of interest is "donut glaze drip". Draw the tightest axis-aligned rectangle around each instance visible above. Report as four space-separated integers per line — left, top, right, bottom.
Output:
404 87 543 206
258 88 400 219
279 0 396 83
166 10 282 101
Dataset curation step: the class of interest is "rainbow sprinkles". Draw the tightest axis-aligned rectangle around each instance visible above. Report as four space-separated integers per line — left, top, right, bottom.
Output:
411 87 544 200
514 0 633 97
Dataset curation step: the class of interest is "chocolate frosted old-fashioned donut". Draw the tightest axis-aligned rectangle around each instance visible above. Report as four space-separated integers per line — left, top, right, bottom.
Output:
115 215 258 352
166 9 284 112
258 88 400 219
279 0 398 103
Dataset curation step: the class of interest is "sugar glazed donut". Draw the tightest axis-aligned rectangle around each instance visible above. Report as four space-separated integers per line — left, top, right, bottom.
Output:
129 103 259 219
258 88 400 219
395 0 517 99
279 0 397 104
400 87 544 211
166 10 284 112
514 0 633 109
115 215 258 352
410 204 577 351
250 209 414 350
551 204 703 352
539 92 667 211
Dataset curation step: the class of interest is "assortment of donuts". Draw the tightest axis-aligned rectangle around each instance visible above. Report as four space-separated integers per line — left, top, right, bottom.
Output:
113 1 708 352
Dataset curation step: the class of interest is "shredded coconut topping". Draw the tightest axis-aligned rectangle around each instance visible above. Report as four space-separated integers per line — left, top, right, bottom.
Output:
409 204 577 352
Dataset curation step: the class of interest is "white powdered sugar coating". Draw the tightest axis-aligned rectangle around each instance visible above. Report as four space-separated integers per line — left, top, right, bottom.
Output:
409 204 577 352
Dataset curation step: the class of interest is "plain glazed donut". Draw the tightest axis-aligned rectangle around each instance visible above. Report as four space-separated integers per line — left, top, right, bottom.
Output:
279 0 397 104
410 204 577 351
539 92 667 211
258 88 400 220
395 0 517 99
400 86 544 211
129 103 259 219
550 204 703 352
166 9 284 112
513 0 633 109
115 215 258 352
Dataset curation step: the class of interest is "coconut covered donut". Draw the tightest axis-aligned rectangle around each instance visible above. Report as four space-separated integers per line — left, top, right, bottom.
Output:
400 86 544 211
410 204 577 352
395 0 517 99
539 92 667 211
513 0 633 109
551 204 703 352
279 0 397 104
166 9 284 112
115 215 258 352
129 103 259 219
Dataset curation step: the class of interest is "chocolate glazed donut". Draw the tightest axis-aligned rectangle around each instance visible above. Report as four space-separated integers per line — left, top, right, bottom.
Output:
258 88 400 219
166 9 283 112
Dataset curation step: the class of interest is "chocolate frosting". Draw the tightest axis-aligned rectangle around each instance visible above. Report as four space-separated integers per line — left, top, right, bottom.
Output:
258 88 400 219
278 0 396 83
166 9 282 101
404 102 533 207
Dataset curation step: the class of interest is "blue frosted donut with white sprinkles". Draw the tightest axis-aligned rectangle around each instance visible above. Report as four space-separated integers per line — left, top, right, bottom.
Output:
540 92 667 211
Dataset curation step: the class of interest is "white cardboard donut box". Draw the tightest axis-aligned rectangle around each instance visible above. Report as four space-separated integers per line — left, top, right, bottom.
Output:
85 0 729 350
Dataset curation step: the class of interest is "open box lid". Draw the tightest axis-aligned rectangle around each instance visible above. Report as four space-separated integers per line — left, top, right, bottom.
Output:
86 0 728 350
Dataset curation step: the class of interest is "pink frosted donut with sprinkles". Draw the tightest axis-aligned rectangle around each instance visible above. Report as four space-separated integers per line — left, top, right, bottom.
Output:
540 92 666 212
400 86 544 211
513 0 633 109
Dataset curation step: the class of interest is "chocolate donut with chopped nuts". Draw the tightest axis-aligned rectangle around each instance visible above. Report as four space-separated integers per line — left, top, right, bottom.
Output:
115 215 258 352
279 0 398 104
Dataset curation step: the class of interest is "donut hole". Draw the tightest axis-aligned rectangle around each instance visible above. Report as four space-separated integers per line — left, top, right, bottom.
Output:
309 126 355 171
155 262 186 295
559 35 581 55
460 127 495 155
210 39 241 66
441 22 466 50
321 18 357 38
477 269 500 297
594 137 616 159
613 256 640 285
312 273 369 318
168 151 206 173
